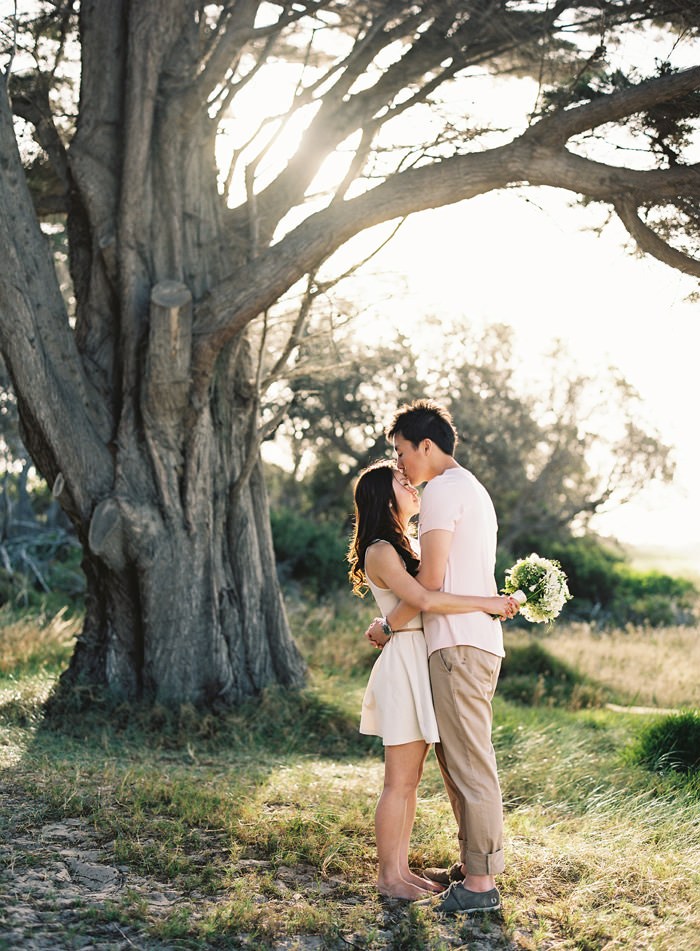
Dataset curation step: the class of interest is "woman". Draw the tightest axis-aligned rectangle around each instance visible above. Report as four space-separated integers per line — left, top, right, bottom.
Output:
348 460 517 900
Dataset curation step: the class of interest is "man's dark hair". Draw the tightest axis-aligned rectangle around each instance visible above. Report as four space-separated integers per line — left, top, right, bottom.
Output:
386 399 458 455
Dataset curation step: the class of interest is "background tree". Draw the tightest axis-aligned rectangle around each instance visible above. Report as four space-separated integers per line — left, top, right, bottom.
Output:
274 324 673 548
434 332 675 550
0 1 698 707
276 334 420 519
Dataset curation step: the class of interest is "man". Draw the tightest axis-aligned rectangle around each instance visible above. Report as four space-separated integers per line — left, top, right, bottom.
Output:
365 399 517 915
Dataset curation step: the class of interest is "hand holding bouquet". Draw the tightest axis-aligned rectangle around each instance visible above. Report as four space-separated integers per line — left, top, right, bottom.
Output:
503 553 572 623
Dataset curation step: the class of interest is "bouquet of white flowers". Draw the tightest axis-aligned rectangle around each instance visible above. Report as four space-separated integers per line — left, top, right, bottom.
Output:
503 553 572 623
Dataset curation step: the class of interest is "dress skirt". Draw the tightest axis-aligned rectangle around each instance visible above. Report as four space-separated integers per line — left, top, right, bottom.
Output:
360 629 440 746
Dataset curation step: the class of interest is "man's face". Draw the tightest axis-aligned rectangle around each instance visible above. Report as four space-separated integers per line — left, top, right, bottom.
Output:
392 433 428 486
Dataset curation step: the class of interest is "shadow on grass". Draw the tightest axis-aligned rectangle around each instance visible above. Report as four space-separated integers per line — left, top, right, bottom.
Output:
499 640 612 709
24 677 379 760
0 675 396 948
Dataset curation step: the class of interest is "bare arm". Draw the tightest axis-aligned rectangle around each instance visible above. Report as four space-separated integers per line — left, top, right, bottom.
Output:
365 536 517 647
379 529 453 630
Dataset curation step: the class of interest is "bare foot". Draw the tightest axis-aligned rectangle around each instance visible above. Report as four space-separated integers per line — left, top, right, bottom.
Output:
377 877 431 900
402 870 442 892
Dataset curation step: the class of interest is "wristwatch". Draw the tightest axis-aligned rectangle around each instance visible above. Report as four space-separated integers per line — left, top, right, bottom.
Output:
380 617 393 638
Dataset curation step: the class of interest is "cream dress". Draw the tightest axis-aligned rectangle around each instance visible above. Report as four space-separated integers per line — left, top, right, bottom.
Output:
359 541 440 746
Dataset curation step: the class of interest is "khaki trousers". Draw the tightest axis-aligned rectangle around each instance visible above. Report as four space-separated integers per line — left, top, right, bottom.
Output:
428 645 504 876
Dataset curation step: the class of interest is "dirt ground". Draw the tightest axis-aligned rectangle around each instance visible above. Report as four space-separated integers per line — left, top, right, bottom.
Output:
0 781 524 951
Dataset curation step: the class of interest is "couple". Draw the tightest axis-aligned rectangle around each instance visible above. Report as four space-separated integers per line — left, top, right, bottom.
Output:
347 399 519 913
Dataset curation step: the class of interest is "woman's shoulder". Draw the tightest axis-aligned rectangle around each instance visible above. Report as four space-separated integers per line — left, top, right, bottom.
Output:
365 539 396 559
365 539 401 564
365 540 402 590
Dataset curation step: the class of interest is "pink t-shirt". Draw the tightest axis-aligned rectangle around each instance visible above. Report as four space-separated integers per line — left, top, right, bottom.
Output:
419 466 504 658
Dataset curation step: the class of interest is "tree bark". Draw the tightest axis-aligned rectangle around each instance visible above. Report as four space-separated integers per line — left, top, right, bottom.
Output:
56 280 306 706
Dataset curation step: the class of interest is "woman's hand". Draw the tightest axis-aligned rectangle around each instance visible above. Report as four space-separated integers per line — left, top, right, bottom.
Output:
365 617 391 649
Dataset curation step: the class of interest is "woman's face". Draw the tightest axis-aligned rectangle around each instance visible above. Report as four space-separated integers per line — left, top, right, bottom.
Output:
392 468 420 521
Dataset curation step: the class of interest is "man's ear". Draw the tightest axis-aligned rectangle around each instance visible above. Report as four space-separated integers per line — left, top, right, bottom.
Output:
420 438 432 456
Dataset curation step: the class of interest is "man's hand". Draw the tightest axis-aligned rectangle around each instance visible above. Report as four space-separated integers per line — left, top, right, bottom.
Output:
365 617 391 649
499 595 521 620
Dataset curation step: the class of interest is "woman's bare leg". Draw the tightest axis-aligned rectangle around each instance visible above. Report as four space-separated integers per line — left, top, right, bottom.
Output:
376 740 432 899
396 744 442 891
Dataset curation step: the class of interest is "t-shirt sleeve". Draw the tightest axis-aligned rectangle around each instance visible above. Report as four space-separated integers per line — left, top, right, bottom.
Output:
419 479 463 534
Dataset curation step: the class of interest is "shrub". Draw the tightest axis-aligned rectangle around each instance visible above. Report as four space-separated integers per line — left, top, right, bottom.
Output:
0 529 84 611
505 535 697 628
270 507 348 593
628 710 700 774
611 566 697 627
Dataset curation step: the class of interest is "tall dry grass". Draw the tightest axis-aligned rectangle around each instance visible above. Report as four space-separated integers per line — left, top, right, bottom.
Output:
530 622 700 709
0 607 80 676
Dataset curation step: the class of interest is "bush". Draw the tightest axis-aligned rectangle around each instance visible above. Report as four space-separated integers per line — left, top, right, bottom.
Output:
629 710 700 774
270 507 348 593
505 536 697 628
612 566 696 627
0 528 84 611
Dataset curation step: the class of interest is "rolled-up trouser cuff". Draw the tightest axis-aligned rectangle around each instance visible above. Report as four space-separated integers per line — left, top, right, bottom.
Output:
463 846 505 876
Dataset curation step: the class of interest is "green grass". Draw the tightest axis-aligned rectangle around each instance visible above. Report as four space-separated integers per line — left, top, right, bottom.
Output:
1 592 699 949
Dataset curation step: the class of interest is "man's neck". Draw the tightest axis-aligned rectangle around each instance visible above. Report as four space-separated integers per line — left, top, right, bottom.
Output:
425 454 460 481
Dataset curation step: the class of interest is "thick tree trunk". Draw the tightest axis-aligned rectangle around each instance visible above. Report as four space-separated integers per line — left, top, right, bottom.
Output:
58 280 305 705
36 3 308 707
62 460 305 706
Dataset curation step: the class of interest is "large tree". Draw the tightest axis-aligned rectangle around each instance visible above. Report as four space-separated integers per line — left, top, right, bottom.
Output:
0 1 698 706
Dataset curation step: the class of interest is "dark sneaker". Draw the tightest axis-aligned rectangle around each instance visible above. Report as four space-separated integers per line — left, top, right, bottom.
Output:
418 881 501 914
422 862 464 887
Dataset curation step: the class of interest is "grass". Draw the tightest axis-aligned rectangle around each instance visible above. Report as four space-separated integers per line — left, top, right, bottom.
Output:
530 622 700 709
0 593 699 949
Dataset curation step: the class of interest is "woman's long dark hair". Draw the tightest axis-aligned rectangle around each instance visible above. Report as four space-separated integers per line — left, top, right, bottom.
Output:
348 461 419 596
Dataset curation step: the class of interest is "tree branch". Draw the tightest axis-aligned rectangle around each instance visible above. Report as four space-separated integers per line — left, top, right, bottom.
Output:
523 149 700 199
525 64 700 146
189 0 327 113
2 0 19 88
0 81 114 518
117 1 192 394
229 7 428 245
195 143 521 365
613 197 700 278
185 0 261 114
196 134 700 386
11 75 70 189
